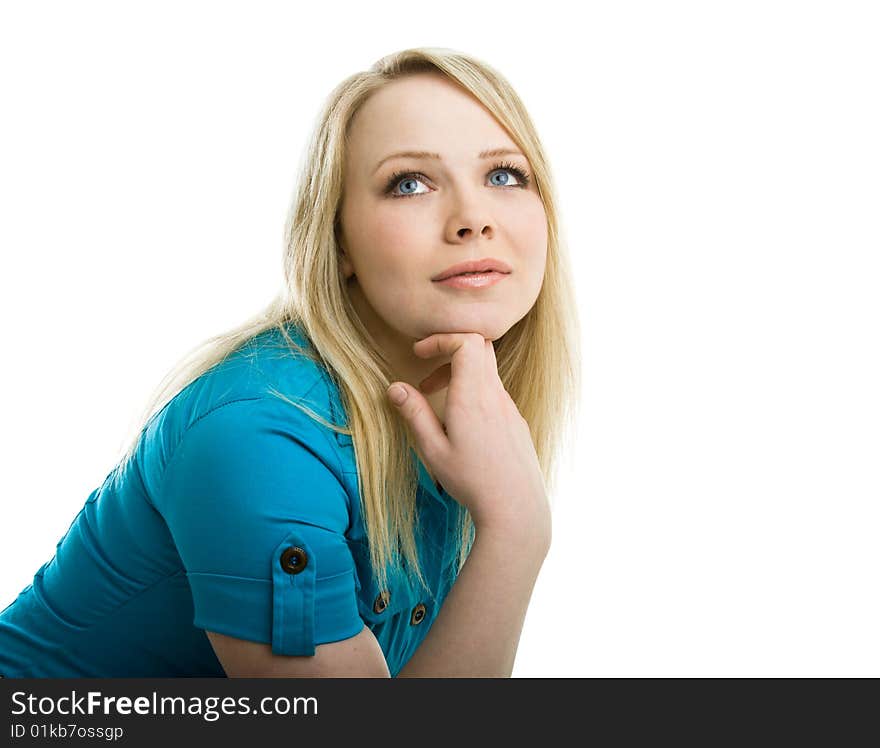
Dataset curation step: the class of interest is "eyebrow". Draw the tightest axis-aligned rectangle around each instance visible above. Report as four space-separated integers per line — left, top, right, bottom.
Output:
372 147 526 175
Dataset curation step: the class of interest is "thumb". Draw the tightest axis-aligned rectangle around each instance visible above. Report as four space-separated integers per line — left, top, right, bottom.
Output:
386 382 447 460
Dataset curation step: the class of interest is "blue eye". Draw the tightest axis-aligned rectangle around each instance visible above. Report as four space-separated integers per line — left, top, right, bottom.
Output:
384 161 531 199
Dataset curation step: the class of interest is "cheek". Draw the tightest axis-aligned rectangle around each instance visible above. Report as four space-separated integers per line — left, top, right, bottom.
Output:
349 213 428 314
364 213 424 275
510 202 549 265
343 199 416 273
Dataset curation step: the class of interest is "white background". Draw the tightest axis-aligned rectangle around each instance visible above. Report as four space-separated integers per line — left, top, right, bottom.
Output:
1 1 877 677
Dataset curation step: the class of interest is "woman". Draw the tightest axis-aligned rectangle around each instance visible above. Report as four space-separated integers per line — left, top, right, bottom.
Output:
0 47 581 677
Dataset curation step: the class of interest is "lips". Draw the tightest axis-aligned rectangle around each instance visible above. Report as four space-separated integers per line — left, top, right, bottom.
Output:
435 271 509 290
432 257 512 282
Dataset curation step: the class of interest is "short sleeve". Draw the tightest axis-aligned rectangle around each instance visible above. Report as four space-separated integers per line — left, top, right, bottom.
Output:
158 397 364 656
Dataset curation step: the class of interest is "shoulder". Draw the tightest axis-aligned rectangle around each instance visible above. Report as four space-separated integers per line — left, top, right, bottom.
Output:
181 322 345 457
157 393 353 536
214 322 330 407
175 322 339 434
139 322 351 501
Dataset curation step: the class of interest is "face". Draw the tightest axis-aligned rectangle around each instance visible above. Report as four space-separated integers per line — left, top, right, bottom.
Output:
337 72 548 378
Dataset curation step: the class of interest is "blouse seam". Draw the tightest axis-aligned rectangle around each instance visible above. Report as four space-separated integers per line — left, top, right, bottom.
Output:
187 567 354 583
75 569 188 633
310 371 349 479
273 374 349 494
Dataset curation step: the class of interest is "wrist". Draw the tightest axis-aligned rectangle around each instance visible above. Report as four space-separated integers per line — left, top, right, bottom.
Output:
474 514 551 560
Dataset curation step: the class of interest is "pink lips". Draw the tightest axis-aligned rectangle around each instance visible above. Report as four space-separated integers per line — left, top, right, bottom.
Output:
434 271 509 289
432 257 513 281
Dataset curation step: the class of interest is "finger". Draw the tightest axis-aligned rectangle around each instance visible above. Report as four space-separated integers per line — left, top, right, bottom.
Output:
386 381 448 465
413 333 486 398
485 338 498 379
487 338 499 367
418 363 452 395
413 331 483 359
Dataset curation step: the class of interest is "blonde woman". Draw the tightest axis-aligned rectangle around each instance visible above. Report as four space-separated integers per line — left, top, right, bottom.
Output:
0 47 580 678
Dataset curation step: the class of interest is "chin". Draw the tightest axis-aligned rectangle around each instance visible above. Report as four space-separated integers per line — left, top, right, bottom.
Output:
423 317 512 342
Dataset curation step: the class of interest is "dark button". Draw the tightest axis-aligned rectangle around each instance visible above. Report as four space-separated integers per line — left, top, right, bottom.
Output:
373 590 391 614
410 603 427 625
279 546 308 574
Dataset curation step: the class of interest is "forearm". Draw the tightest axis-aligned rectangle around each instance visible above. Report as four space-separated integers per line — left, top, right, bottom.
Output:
396 525 549 678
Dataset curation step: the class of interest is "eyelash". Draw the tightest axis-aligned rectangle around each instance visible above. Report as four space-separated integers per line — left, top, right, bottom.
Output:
383 160 532 199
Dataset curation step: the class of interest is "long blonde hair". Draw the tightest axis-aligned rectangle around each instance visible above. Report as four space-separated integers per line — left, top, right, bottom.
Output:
116 46 582 601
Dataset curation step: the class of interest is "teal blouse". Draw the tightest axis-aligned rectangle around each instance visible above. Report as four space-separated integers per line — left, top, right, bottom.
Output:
0 324 467 677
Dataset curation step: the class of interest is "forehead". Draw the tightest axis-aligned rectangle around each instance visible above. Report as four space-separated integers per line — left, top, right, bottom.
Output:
346 74 517 172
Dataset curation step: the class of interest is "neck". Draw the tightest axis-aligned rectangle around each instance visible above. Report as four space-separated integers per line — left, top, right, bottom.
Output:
347 279 451 427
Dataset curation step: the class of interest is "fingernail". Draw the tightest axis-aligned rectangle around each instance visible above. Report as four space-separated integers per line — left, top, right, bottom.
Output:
388 385 407 405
